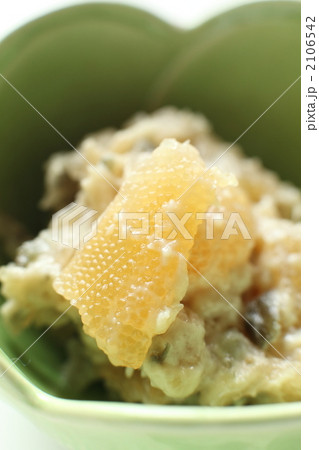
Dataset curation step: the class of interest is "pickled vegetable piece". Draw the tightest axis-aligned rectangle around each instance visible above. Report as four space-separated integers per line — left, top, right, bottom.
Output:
244 290 281 348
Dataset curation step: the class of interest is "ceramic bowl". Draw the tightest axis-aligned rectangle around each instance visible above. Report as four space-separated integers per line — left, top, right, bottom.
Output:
0 2 301 449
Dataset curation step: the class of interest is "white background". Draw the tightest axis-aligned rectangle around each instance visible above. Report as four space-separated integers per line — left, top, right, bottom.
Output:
0 1 311 450
301 1 319 450
0 0 258 39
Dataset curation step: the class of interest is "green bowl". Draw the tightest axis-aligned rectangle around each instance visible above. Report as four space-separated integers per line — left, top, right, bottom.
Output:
0 2 301 449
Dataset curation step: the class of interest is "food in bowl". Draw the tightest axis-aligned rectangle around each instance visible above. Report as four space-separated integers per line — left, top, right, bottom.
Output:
0 107 300 405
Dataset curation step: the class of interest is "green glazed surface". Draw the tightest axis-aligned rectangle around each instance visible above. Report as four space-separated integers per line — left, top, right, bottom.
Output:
0 2 301 449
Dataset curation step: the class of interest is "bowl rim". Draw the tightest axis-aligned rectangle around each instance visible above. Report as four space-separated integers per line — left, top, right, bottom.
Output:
0 349 301 425
0 1 301 426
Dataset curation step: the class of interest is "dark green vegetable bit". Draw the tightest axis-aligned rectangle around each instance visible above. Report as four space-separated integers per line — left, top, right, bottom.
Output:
150 343 170 363
244 291 281 349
